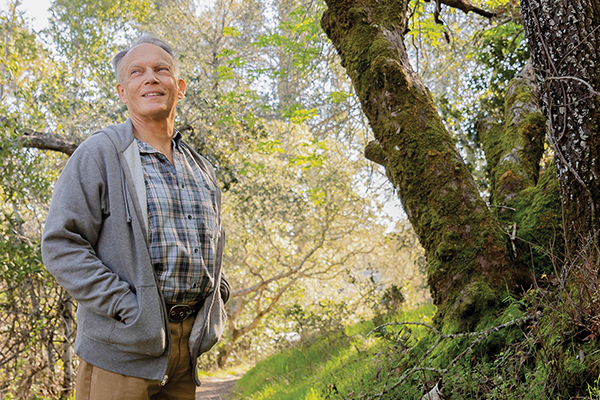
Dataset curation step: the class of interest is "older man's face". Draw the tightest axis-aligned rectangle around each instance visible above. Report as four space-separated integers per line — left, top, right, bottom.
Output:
116 43 185 124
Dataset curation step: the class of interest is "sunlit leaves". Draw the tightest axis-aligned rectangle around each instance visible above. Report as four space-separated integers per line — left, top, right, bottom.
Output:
307 187 326 206
282 104 318 123
256 139 285 154
471 20 529 120
289 139 328 170
407 14 448 49
327 90 351 104
223 26 241 37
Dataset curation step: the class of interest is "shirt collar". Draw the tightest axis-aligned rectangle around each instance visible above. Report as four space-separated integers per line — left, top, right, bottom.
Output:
136 129 183 154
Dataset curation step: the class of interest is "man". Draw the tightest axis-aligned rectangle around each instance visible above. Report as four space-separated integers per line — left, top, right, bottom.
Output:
41 34 229 400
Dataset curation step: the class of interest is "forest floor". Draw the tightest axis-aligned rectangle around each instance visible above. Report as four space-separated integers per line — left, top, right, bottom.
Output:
195 373 243 400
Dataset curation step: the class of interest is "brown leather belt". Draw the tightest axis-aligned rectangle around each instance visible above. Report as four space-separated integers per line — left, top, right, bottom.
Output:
165 300 203 322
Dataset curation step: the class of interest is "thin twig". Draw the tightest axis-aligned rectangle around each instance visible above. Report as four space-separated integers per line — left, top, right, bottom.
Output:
545 76 600 97
367 321 440 337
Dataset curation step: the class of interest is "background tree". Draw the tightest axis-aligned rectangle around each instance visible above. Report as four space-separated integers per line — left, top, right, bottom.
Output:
0 2 78 397
216 123 391 367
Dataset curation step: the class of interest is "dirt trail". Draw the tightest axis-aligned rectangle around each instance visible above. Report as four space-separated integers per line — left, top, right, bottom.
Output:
195 374 243 400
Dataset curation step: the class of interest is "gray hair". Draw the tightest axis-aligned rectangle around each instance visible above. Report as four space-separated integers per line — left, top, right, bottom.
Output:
112 34 180 83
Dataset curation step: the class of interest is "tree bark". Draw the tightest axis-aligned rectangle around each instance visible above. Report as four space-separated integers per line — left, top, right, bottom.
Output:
59 294 75 399
16 130 80 156
322 0 517 332
521 0 600 253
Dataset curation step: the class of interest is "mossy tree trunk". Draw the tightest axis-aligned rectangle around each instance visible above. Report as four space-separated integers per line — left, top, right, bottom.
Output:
321 0 524 333
521 0 600 254
478 62 546 208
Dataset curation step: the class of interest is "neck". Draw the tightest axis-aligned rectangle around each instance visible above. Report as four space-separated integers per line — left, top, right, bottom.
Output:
130 116 175 163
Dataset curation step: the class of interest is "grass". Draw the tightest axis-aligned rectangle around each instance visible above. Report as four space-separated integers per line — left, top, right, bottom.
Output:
232 303 436 400
198 363 249 380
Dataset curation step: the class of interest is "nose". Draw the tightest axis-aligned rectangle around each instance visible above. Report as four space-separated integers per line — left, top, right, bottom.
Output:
143 68 159 84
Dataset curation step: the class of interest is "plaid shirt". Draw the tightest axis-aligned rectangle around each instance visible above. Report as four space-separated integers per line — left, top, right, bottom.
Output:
137 133 217 304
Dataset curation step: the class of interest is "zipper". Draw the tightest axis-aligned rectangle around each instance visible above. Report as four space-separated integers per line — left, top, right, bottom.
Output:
104 128 172 380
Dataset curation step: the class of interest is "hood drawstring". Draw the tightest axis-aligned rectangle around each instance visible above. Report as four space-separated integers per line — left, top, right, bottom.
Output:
121 167 133 224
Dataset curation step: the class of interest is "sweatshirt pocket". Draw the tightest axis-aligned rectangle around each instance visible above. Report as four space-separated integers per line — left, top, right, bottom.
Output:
193 291 228 357
110 285 168 357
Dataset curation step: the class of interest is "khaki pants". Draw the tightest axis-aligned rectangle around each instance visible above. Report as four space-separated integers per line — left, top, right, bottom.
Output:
75 318 196 400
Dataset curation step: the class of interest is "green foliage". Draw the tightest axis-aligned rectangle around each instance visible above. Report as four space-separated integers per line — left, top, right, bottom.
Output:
471 20 530 121
305 259 600 400
234 281 587 400
588 374 600 399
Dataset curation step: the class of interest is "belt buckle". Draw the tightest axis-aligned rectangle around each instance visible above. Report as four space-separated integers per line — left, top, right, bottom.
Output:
168 304 193 322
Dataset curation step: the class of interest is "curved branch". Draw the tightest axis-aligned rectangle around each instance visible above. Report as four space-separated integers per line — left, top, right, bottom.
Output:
439 0 496 18
17 130 81 156
231 235 326 297
13 121 199 157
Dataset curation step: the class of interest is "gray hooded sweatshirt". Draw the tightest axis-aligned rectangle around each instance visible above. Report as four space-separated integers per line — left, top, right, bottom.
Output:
41 119 227 385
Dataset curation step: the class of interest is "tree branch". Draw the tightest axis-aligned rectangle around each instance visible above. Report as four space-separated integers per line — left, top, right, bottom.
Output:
16 130 81 156
364 140 387 167
439 0 496 18
231 235 325 297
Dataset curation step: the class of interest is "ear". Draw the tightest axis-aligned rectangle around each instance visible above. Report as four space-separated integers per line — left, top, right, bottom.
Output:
116 83 127 104
177 78 187 99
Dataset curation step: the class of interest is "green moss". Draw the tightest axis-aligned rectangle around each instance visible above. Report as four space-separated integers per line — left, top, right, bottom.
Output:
565 354 586 375
506 162 562 275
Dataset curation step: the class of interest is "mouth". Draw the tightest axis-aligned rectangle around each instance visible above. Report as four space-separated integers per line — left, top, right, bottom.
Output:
142 92 164 97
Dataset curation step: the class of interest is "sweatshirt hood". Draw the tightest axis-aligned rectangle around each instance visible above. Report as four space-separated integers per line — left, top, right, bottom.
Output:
94 119 136 153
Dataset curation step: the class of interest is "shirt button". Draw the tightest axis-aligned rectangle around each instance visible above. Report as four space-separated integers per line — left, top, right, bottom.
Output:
188 215 192 219
181 184 185 189
194 248 199 253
